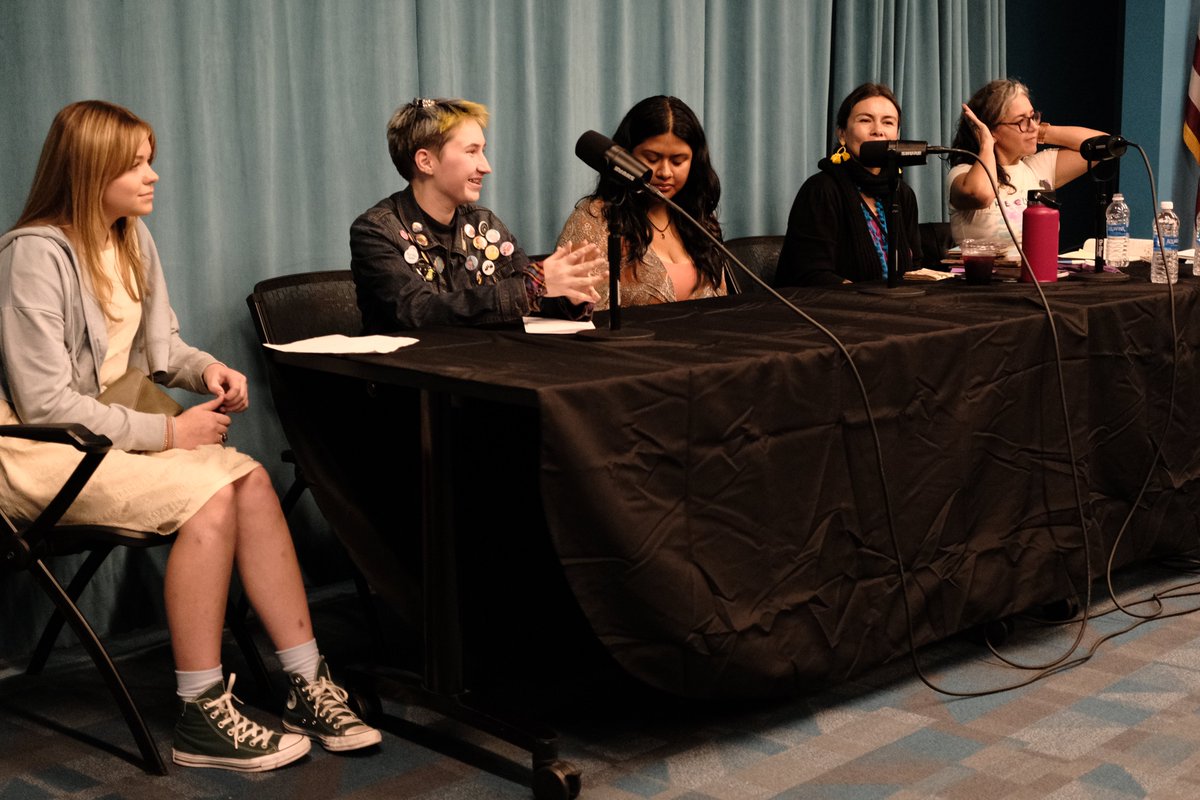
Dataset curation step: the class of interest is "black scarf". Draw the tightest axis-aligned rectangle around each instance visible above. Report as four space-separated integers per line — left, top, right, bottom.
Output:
819 155 898 198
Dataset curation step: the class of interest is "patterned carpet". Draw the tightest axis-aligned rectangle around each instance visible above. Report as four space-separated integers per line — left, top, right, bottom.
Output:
5 564 1200 799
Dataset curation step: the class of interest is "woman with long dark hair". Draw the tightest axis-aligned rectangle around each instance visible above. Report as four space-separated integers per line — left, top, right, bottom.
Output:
557 95 727 307
0 101 379 772
774 82 919 286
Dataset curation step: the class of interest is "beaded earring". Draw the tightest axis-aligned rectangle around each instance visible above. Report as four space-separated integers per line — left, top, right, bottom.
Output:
830 144 850 164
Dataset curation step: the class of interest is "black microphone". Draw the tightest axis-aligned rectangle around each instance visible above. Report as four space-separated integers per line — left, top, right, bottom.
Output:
1079 134 1129 161
575 130 652 185
856 140 954 167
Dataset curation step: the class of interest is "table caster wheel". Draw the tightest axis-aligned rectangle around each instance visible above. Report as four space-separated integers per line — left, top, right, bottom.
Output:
983 617 1015 646
1040 597 1080 622
532 760 582 799
345 686 382 723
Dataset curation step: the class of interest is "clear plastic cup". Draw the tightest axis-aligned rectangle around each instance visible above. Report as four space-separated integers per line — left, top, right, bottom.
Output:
961 239 997 285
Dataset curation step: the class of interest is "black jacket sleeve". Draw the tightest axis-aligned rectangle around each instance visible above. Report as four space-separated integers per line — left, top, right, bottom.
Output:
774 175 847 287
775 174 921 286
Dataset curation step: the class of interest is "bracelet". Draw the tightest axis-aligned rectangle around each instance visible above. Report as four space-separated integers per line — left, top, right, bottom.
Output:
164 416 174 451
524 262 548 313
1037 122 1050 145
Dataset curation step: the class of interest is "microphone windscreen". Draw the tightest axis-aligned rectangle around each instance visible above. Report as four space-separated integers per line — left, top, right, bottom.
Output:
857 140 930 167
857 141 890 167
575 130 613 173
1079 134 1128 161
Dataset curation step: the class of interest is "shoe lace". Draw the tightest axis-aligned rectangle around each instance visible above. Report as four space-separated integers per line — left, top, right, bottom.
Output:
202 674 274 749
305 676 360 729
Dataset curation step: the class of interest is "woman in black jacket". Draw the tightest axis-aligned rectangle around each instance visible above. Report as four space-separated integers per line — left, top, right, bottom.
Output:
774 83 919 286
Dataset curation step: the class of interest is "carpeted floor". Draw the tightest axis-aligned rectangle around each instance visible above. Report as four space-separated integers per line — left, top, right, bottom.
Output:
6 564 1200 799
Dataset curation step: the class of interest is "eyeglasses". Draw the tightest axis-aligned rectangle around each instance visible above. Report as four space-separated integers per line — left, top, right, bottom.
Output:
996 111 1042 133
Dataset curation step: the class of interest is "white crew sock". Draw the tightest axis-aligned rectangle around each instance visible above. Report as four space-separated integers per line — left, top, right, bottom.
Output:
276 638 320 683
176 665 224 701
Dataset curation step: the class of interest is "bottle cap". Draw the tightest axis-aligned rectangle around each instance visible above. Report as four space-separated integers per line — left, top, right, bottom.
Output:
1027 189 1059 208
1162 200 1174 209
1112 193 1124 201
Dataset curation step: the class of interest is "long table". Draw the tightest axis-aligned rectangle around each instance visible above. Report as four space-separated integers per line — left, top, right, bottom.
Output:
273 275 1200 699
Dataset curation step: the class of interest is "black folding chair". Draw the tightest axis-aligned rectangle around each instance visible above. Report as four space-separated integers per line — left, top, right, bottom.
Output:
723 234 784 292
245 270 362 523
0 422 271 774
245 270 386 649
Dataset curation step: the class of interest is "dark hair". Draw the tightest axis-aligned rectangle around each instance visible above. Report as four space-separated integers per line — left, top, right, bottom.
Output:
949 79 1031 189
835 83 902 135
592 96 724 288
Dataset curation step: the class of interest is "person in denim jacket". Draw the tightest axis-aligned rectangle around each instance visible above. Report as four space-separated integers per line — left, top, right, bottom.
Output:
351 98 602 332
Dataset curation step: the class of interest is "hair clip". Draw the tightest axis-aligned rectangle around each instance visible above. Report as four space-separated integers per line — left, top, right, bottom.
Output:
410 97 437 110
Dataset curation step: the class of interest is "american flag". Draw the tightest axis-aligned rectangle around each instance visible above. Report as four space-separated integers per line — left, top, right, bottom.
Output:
1188 19 1200 213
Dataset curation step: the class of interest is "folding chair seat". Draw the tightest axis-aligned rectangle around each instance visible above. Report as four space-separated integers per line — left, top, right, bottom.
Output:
0 422 271 774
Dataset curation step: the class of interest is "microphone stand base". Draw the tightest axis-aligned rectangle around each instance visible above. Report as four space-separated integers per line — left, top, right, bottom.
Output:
576 327 656 341
1068 270 1130 282
858 283 927 297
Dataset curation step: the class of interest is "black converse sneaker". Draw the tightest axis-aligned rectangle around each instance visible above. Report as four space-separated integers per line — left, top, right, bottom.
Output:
282 657 382 751
172 674 311 771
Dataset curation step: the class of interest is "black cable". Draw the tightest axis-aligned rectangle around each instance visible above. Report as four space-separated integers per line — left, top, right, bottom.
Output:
1034 144 1196 629
654 155 1095 697
641 189 916 687
592 134 1196 698
919 143 1200 695
655 147 1182 699
873 148 1095 693
1101 142 1186 620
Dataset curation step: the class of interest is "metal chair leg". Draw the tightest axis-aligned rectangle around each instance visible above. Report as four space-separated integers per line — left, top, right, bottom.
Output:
27 546 113 675
29 559 167 775
279 474 307 518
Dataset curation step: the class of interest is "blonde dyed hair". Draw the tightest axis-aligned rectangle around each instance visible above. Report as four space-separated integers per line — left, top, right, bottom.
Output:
386 98 489 181
14 100 155 317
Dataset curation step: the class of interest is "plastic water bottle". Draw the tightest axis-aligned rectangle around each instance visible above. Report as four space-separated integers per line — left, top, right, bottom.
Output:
1151 201 1179 284
1103 193 1130 268
1195 209 1200 277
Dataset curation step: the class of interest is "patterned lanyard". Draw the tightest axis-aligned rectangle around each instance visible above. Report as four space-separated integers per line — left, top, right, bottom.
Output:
860 197 889 278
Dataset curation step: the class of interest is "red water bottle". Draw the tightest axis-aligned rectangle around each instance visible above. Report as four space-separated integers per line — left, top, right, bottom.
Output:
1021 189 1060 283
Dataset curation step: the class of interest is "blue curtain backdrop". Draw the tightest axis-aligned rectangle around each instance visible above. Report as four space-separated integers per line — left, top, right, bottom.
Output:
0 0 1003 658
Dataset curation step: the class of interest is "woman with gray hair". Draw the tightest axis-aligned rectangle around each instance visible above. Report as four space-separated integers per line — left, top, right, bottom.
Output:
948 79 1107 250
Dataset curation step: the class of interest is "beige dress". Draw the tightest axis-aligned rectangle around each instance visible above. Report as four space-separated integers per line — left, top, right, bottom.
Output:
0 247 257 534
556 199 727 310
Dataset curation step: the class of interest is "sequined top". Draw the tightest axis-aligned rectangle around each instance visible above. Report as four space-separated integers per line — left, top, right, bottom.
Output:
556 199 726 310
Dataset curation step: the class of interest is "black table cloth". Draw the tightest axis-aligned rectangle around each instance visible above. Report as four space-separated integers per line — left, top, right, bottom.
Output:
274 276 1200 698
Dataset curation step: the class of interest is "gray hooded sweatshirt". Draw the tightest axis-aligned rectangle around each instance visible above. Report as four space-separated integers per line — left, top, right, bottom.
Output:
0 220 215 452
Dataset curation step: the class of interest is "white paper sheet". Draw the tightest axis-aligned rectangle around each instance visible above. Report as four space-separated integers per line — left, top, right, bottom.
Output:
264 334 418 353
522 317 596 334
